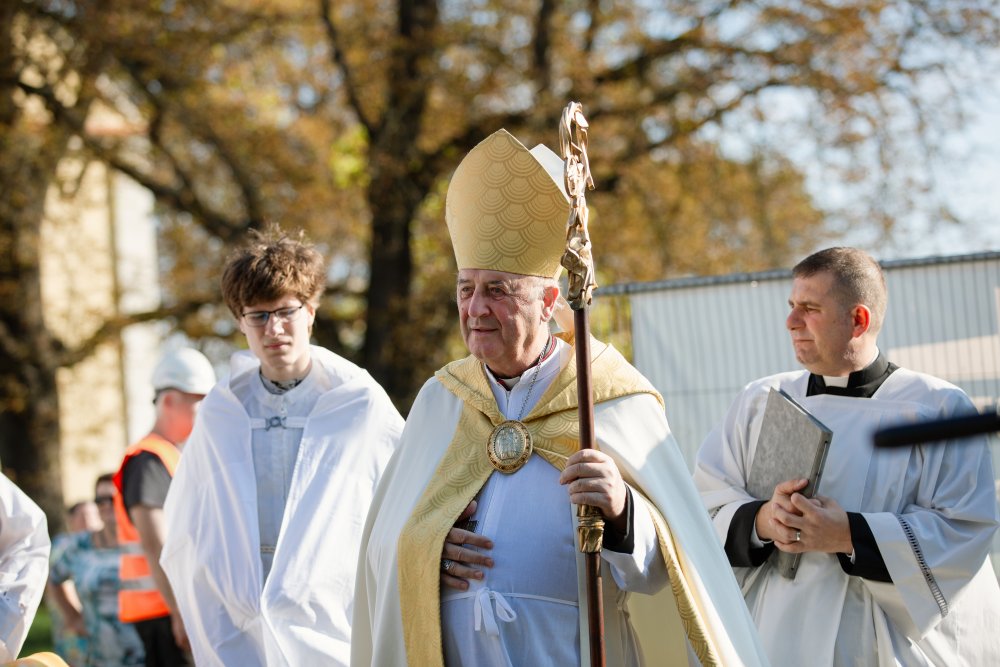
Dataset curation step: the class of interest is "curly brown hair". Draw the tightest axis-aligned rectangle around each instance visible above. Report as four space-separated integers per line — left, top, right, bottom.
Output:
221 225 326 318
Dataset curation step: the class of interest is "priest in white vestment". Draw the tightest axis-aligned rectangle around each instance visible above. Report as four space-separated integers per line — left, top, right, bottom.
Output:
160 228 403 667
352 129 769 666
694 247 1000 666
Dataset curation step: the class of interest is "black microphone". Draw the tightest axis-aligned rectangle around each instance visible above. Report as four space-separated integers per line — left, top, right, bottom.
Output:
873 409 1000 447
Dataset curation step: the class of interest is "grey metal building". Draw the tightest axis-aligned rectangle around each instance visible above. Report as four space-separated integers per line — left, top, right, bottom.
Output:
594 251 1000 572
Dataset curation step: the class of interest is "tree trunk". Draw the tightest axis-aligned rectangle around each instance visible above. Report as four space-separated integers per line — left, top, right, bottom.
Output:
0 370 64 529
0 10 73 527
362 151 420 405
360 0 441 408
0 183 69 529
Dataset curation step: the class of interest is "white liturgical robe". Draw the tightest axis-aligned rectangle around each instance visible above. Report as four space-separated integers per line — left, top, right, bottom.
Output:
694 368 1000 666
161 346 403 667
0 472 49 662
233 363 331 582
439 343 668 665
353 337 770 667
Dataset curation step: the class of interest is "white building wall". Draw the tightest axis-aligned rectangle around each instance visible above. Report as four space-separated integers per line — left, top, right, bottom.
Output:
111 172 163 444
40 156 162 506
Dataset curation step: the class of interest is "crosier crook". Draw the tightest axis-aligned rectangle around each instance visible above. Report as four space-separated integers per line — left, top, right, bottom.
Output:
559 101 606 667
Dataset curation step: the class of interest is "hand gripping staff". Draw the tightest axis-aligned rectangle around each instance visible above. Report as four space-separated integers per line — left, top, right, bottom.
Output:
559 102 605 667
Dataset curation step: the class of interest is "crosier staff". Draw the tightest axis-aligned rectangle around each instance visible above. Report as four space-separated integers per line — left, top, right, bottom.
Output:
559 101 605 667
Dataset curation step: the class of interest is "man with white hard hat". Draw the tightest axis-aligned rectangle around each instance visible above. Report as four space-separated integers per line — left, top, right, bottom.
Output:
112 347 215 667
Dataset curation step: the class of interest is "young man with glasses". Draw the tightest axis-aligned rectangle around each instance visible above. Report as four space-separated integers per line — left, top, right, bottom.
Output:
160 227 403 667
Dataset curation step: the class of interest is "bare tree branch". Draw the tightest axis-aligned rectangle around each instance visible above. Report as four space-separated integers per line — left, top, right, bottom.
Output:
319 0 376 135
532 0 555 93
17 80 253 242
57 299 215 368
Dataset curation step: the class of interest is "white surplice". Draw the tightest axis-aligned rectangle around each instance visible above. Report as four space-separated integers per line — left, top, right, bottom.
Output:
0 472 50 662
233 363 331 582
440 343 667 666
161 346 403 667
694 368 1000 666
354 339 770 667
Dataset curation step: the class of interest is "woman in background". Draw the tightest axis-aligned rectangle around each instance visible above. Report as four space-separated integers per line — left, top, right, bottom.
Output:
47 499 100 666
48 475 144 667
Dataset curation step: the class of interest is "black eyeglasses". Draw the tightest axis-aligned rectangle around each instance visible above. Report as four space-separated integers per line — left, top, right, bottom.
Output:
94 495 115 506
241 304 305 328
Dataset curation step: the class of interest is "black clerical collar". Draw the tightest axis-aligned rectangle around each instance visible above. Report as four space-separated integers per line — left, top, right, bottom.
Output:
807 352 898 398
485 335 556 382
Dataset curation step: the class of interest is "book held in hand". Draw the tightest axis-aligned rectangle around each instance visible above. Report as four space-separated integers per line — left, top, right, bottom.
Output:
748 387 833 579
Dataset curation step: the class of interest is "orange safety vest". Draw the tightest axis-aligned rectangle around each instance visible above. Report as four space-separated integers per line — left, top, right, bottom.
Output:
112 433 180 624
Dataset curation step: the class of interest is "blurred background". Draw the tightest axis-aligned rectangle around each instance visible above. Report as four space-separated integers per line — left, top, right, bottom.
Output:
2 1 998 569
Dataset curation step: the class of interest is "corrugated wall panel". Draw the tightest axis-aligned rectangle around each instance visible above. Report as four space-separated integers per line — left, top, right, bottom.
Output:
599 251 1000 574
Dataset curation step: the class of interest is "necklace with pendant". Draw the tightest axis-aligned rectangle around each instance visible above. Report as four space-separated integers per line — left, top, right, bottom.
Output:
487 336 552 474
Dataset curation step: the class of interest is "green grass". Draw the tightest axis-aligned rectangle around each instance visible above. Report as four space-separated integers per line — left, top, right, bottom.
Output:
22 603 55 656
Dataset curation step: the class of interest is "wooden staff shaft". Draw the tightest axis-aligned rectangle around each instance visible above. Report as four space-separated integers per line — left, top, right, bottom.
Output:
560 99 604 666
574 308 605 667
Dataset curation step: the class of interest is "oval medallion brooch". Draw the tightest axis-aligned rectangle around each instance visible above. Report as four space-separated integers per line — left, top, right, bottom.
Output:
487 420 533 473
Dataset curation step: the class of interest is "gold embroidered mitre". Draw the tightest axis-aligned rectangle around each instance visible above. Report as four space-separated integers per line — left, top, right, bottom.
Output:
446 129 568 280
